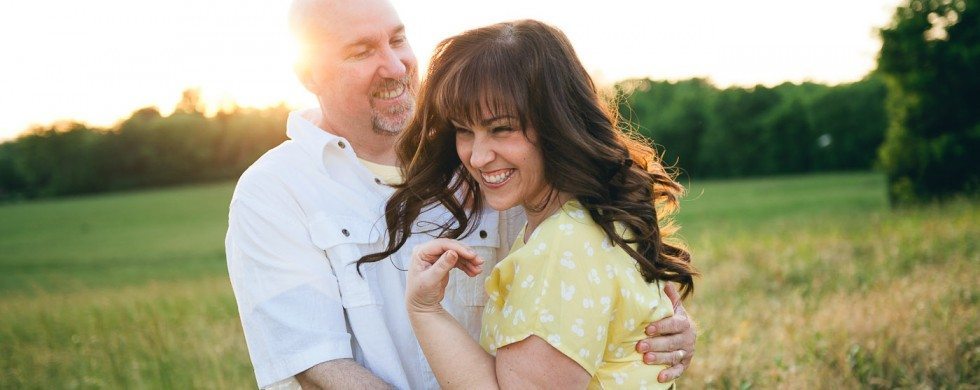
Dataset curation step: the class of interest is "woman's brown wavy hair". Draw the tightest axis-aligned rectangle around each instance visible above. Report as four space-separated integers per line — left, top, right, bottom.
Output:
360 19 697 297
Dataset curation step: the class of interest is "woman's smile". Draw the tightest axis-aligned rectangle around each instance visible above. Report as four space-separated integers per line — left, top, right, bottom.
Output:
480 168 516 187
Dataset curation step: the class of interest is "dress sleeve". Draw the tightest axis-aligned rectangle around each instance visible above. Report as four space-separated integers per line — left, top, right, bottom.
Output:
226 169 352 388
492 220 618 375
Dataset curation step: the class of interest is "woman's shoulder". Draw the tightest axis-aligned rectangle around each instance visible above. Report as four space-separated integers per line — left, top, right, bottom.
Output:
508 201 631 273
523 201 608 244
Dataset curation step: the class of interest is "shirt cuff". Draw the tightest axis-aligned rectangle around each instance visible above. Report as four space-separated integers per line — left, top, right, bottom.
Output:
256 334 353 388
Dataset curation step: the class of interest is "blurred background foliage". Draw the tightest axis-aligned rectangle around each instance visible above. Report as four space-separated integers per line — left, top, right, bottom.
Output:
0 1 977 387
0 91 289 200
0 0 976 204
877 0 980 203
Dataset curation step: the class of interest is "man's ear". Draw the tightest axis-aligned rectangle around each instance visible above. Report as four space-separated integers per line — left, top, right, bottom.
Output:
294 60 317 93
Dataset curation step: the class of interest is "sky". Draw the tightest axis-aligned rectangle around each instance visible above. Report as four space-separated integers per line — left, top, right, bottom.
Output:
0 0 904 141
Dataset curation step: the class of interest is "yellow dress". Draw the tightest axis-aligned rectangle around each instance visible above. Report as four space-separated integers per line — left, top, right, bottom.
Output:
480 201 675 389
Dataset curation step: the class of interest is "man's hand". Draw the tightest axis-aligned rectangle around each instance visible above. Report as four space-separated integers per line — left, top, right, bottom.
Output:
635 283 696 383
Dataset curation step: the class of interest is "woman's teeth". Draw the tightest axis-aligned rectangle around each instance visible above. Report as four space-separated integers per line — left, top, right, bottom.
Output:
481 169 514 185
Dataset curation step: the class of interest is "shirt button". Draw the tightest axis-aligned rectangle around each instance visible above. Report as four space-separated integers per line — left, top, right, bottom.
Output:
479 230 488 239
338 141 347 149
341 228 350 237
374 178 382 185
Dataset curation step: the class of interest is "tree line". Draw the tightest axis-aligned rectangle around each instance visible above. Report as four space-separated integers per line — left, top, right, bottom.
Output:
0 91 289 200
616 76 888 181
0 78 888 201
1 0 977 204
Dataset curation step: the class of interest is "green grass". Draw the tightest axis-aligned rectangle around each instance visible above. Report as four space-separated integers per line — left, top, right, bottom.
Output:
1 172 976 388
0 182 233 294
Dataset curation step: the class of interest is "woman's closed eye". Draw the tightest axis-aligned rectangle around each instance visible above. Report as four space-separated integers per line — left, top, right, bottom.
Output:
491 125 514 134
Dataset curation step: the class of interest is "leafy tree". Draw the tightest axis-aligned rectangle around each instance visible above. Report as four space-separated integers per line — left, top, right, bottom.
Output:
877 0 980 203
809 76 889 171
0 90 289 201
762 98 815 174
699 86 781 177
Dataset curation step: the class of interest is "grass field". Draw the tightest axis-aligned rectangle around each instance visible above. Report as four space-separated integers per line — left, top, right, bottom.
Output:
0 172 976 388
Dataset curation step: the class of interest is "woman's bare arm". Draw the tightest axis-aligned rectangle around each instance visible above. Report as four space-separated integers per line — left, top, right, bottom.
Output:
406 240 590 390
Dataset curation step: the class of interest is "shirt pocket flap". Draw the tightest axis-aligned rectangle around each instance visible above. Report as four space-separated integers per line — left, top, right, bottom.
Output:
309 214 382 249
308 213 383 308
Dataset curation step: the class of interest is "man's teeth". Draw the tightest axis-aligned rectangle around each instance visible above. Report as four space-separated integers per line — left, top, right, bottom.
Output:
482 170 513 184
375 83 405 99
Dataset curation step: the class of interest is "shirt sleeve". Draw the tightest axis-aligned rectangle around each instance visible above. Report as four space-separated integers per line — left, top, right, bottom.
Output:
226 169 352 388
493 220 619 375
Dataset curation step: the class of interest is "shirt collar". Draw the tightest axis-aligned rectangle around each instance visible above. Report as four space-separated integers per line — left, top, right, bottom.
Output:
286 108 352 169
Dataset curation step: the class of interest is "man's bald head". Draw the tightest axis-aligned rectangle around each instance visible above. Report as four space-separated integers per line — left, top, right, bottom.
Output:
287 0 418 138
288 0 335 44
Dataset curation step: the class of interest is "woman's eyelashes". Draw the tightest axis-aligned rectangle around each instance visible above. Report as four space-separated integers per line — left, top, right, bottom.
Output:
491 125 514 134
451 120 516 135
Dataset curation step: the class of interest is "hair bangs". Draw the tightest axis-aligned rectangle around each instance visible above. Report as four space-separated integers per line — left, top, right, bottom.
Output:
431 42 530 132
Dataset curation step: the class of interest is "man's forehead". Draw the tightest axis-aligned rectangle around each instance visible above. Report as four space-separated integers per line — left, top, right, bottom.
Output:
292 0 404 46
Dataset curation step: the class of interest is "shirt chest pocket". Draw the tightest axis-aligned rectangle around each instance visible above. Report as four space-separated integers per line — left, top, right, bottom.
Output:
309 214 383 308
448 217 501 307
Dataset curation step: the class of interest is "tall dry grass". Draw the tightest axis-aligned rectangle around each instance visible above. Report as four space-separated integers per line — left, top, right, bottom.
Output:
684 199 978 388
0 173 976 388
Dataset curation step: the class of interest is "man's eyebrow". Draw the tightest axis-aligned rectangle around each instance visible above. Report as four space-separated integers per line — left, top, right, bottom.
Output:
345 37 374 50
344 25 406 50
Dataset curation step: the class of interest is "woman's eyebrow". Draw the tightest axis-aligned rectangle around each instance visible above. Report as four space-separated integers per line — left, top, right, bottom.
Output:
450 115 515 128
480 115 515 126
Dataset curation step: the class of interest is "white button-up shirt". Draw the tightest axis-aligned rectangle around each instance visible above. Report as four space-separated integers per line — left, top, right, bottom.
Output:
226 109 524 389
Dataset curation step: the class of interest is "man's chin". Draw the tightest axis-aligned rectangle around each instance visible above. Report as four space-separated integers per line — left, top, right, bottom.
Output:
372 117 407 135
372 108 413 135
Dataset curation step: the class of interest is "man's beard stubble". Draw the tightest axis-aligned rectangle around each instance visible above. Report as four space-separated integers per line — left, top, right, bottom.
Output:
370 76 416 136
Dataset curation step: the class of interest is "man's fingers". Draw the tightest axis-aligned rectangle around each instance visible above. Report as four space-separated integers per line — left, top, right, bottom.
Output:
646 313 690 336
656 362 686 383
663 283 682 308
643 333 689 353
643 349 686 366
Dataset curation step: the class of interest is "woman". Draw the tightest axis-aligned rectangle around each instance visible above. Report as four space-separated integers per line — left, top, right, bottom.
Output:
360 20 697 388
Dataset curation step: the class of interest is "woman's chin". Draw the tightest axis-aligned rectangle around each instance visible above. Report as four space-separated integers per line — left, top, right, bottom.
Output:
483 196 518 212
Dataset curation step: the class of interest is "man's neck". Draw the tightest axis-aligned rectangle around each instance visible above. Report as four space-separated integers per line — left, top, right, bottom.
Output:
348 134 398 165
316 113 399 166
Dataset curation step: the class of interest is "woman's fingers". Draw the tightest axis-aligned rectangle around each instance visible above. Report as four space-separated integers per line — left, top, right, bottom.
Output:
430 249 458 277
414 238 484 277
416 238 478 262
407 249 458 312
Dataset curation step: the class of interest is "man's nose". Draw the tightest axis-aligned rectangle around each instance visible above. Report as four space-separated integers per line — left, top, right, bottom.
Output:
378 47 408 79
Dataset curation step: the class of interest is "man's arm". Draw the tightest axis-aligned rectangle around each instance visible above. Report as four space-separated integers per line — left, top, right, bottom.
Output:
635 283 697 383
296 359 391 390
227 170 375 388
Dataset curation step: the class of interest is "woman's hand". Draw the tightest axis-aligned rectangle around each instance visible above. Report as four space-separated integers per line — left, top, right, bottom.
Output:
406 238 485 314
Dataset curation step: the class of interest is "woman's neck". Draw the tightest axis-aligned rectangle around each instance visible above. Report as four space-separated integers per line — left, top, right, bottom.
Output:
523 192 573 243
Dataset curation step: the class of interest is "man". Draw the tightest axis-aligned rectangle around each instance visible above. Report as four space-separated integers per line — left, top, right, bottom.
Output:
225 0 697 388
